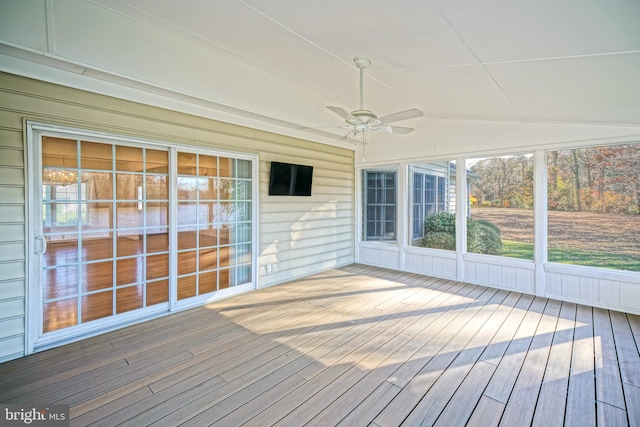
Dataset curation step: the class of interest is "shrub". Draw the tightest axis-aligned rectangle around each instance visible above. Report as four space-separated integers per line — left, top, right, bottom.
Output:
475 219 501 236
422 232 456 250
466 219 483 253
476 223 503 255
421 212 503 255
424 211 456 235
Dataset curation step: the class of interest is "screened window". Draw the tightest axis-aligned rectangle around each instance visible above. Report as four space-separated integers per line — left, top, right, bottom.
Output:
364 170 397 241
413 173 424 239
413 172 449 239
467 154 534 259
412 162 455 247
547 143 639 271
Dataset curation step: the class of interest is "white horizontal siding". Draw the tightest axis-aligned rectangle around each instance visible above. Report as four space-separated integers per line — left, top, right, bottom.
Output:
0 205 25 223
0 336 25 364
0 279 24 300
0 186 25 203
258 151 355 287
0 243 25 262
0 127 25 362
0 298 24 320
0 317 24 339
0 147 24 167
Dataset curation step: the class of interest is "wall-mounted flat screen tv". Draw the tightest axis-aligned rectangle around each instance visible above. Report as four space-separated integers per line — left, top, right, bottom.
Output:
268 161 313 196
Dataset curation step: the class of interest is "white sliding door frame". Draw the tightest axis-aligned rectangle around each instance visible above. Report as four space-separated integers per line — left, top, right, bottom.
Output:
25 121 259 354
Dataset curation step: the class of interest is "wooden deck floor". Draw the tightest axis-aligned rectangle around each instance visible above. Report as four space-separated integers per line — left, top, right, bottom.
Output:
1 265 639 426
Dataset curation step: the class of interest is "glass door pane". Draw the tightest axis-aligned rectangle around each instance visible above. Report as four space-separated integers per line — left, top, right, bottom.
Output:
176 153 252 299
41 137 169 333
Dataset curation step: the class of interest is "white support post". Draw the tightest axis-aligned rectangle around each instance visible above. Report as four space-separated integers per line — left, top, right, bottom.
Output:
534 149 547 296
397 163 408 271
456 157 466 282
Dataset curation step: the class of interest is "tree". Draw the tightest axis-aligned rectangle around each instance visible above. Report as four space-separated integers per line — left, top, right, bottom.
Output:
547 144 639 214
570 149 582 211
470 155 533 209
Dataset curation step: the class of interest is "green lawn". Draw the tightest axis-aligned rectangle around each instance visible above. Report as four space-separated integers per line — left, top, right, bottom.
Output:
501 241 534 260
501 240 640 272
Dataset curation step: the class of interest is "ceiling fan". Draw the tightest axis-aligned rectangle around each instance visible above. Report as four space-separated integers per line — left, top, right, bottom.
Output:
327 57 424 140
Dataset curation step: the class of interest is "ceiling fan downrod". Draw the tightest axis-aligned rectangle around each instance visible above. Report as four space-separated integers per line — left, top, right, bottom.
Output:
352 57 377 124
354 57 370 110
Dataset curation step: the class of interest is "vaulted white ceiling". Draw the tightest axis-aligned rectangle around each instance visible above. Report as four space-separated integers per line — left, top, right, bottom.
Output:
1 0 639 156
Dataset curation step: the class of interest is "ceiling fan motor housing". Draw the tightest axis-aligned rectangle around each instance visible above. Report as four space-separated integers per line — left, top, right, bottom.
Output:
350 109 378 124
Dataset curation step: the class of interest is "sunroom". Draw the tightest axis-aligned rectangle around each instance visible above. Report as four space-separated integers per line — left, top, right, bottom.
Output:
0 0 639 425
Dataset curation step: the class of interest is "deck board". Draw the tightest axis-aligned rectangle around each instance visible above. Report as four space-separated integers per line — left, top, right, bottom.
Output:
565 304 596 426
531 302 576 427
397 289 509 427
0 264 638 426
478 296 548 405
499 301 559 426
593 308 627 410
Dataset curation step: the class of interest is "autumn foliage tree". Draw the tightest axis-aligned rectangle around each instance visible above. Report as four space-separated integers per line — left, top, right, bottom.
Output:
469 155 534 209
548 144 639 214
470 144 639 215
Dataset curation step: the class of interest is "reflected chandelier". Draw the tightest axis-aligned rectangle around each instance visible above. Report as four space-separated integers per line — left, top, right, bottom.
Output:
42 168 78 186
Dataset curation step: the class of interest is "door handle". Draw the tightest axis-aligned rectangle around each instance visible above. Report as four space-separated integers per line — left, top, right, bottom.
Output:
34 235 48 255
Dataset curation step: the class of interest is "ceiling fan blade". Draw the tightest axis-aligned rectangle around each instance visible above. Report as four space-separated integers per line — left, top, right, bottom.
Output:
377 125 415 134
377 108 424 125
327 106 358 124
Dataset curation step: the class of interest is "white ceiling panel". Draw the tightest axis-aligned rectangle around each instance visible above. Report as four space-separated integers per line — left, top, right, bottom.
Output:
373 65 522 120
487 52 640 125
240 0 480 70
430 0 640 62
0 1 48 52
92 0 353 79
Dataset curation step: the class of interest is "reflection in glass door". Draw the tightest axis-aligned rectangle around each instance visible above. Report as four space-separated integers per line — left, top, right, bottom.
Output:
176 152 253 300
40 137 170 333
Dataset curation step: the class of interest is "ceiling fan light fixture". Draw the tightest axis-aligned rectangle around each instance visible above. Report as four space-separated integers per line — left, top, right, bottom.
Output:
351 109 377 123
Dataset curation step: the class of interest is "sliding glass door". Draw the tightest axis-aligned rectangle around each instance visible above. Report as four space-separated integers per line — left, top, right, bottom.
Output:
30 125 256 348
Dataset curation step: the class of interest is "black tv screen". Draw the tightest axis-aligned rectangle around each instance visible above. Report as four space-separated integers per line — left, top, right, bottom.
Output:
269 161 313 196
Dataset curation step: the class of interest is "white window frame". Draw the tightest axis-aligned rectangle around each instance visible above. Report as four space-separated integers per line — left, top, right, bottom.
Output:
410 165 451 241
362 169 398 242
